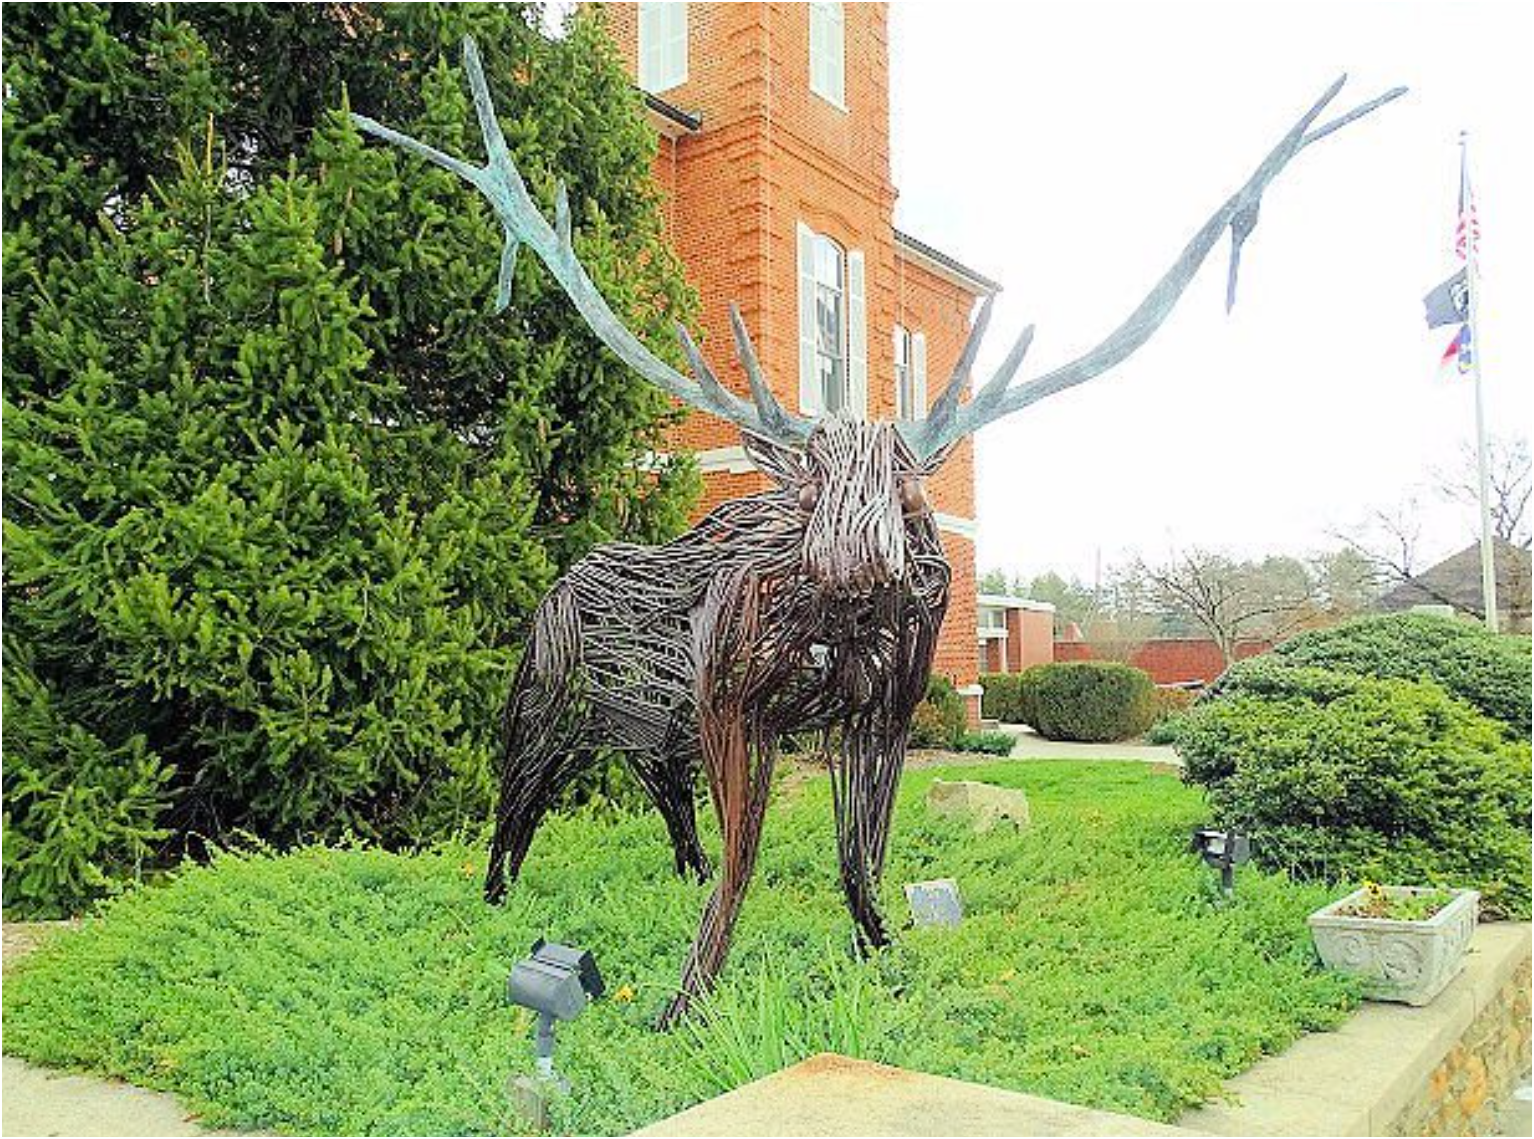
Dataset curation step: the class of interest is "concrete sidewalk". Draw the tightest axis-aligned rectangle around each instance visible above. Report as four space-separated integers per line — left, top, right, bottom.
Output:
997 724 1182 767
2 922 224 1138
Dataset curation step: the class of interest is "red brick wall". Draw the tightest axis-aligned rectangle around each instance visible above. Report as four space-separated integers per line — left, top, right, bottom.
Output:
1054 639 1271 686
1004 609 1055 671
982 638 1004 674
606 3 986 708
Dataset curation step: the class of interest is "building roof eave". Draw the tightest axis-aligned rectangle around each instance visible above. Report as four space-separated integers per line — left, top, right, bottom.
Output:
894 229 1002 297
642 90 703 138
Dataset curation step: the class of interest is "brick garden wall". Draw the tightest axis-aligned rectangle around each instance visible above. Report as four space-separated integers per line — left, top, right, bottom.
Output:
1055 637 1270 686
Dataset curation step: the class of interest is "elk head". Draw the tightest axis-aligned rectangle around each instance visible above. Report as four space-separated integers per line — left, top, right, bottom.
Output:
741 420 938 598
353 37 1404 526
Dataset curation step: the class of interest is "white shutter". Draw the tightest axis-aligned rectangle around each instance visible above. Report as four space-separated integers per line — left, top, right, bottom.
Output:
638 4 661 92
667 4 688 89
826 3 846 107
797 222 821 415
847 249 867 418
809 4 825 95
639 3 686 92
912 331 928 420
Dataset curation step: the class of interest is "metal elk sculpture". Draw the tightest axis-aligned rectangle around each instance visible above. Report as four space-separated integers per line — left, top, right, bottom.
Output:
355 38 1403 1027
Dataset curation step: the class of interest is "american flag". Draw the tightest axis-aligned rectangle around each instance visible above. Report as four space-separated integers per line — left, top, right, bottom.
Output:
1455 145 1480 261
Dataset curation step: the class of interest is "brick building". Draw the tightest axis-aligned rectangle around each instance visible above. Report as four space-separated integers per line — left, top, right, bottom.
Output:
605 3 999 716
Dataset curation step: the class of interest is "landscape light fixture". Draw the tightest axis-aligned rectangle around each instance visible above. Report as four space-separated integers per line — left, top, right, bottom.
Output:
506 939 604 1090
1191 828 1251 898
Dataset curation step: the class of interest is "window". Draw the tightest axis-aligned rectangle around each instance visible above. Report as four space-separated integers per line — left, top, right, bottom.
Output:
797 222 866 415
638 3 687 94
894 325 912 419
814 234 847 413
809 2 846 108
894 325 927 420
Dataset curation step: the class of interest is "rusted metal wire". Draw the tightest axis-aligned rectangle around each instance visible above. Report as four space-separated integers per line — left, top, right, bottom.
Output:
352 37 1404 1026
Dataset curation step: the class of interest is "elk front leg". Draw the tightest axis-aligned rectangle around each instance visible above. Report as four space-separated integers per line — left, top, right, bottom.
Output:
657 715 775 1029
830 720 906 954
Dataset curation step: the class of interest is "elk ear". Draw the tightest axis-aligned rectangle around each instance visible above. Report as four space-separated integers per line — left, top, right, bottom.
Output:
741 429 807 487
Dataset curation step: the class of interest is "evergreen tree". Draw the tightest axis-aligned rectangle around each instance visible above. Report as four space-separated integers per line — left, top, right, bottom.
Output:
3 4 700 915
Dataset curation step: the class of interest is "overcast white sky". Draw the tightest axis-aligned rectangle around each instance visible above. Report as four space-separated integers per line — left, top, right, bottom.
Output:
888 0 1533 584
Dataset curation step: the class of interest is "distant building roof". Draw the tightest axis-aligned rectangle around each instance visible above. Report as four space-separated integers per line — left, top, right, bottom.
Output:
1378 538 1532 622
894 229 1002 297
977 593 1055 613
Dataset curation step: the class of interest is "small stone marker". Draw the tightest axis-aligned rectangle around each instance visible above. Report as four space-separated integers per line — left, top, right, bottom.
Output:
926 779 1030 833
905 878 964 928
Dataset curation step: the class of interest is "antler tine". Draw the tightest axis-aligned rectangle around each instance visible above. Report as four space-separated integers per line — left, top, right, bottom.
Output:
923 294 995 437
729 305 808 443
905 76 1406 461
674 322 742 417
351 35 813 447
968 324 1036 416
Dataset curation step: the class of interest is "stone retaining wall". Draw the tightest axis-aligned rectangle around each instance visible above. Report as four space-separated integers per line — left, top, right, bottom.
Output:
1387 953 1531 1136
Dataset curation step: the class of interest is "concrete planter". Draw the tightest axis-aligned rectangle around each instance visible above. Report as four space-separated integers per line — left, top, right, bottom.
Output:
1308 886 1479 1006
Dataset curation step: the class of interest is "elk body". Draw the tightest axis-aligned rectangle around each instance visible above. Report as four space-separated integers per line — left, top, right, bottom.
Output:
354 40 1403 1026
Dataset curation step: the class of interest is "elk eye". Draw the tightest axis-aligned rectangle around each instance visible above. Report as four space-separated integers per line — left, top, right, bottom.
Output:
798 482 822 513
899 478 928 515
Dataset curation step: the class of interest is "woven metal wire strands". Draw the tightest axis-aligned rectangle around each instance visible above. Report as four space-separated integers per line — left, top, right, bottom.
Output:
349 36 1404 1026
485 421 949 1026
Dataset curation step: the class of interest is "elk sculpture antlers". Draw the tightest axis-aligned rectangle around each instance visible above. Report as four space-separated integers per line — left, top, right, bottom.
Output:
353 37 1403 1026
354 38 1403 460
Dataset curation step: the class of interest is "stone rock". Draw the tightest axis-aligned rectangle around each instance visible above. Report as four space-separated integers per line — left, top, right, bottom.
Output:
925 779 1030 833
905 879 964 928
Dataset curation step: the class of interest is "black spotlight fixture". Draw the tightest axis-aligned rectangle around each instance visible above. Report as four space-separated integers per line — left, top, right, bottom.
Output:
1191 828 1251 898
506 939 604 1091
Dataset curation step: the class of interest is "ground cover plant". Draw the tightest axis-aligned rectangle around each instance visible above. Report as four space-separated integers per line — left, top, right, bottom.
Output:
3 762 1356 1135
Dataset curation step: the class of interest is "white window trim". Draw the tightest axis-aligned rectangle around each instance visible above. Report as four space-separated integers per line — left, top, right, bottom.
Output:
797 221 867 418
809 2 847 111
639 2 688 95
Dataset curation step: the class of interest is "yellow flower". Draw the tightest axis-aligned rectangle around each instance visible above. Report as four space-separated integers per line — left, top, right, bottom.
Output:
613 984 636 1003
460 861 476 877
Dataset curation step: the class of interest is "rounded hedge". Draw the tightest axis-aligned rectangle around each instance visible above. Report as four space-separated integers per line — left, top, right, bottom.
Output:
1256 613 1531 735
1020 662 1158 743
1178 669 1532 918
979 672 1029 724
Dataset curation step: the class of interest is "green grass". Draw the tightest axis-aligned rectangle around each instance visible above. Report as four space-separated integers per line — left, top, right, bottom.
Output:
2 762 1356 1135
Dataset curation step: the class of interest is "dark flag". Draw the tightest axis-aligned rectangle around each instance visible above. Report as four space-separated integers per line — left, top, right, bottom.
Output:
1423 266 1469 328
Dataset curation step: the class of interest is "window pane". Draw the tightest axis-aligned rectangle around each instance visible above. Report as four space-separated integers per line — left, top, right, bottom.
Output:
820 354 845 413
814 236 842 288
816 288 840 352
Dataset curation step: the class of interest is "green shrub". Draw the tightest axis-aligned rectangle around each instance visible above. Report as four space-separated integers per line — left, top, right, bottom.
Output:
2 651 174 917
979 672 1028 723
1021 662 1159 743
909 676 969 749
951 730 1016 756
1256 613 1531 735
1178 671 1532 917
3 7 701 914
1142 687 1197 746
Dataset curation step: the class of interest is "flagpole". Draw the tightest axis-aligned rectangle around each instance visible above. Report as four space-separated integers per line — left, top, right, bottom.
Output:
1461 130 1499 633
